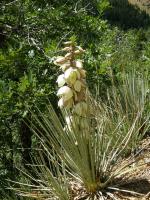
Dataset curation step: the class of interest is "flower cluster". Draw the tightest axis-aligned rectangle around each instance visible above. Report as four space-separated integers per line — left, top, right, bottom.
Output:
54 41 89 130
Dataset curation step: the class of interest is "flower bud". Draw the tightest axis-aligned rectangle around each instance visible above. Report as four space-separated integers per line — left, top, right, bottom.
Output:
54 56 67 65
63 41 73 46
74 80 82 92
74 50 82 55
65 52 72 59
79 69 86 78
62 47 71 52
76 46 85 53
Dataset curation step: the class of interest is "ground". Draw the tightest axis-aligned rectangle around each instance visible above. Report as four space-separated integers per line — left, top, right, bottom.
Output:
128 0 150 15
113 136 150 200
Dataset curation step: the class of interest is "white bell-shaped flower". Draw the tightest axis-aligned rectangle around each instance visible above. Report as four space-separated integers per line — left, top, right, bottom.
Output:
57 86 73 101
56 74 65 87
65 67 78 85
75 60 83 69
74 80 82 92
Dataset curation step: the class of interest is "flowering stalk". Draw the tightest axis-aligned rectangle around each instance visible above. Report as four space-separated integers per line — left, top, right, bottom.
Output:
54 41 89 131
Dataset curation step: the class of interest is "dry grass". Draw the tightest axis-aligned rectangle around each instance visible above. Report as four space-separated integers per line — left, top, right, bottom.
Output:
128 0 150 15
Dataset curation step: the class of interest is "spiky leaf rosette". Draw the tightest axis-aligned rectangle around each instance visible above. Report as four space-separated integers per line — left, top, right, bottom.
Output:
12 100 148 200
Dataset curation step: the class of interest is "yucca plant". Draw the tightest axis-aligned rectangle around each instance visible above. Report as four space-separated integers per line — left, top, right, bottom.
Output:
11 42 149 200
99 71 150 154
11 100 148 200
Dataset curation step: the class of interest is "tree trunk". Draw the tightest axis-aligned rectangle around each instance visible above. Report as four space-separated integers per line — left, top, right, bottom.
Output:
20 118 33 167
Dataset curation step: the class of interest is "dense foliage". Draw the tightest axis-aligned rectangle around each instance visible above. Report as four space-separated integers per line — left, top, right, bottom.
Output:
0 0 150 198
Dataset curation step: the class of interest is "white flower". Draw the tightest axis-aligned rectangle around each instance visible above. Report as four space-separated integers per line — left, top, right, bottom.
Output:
57 86 73 101
74 80 82 92
56 74 65 87
65 67 80 85
76 60 83 69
